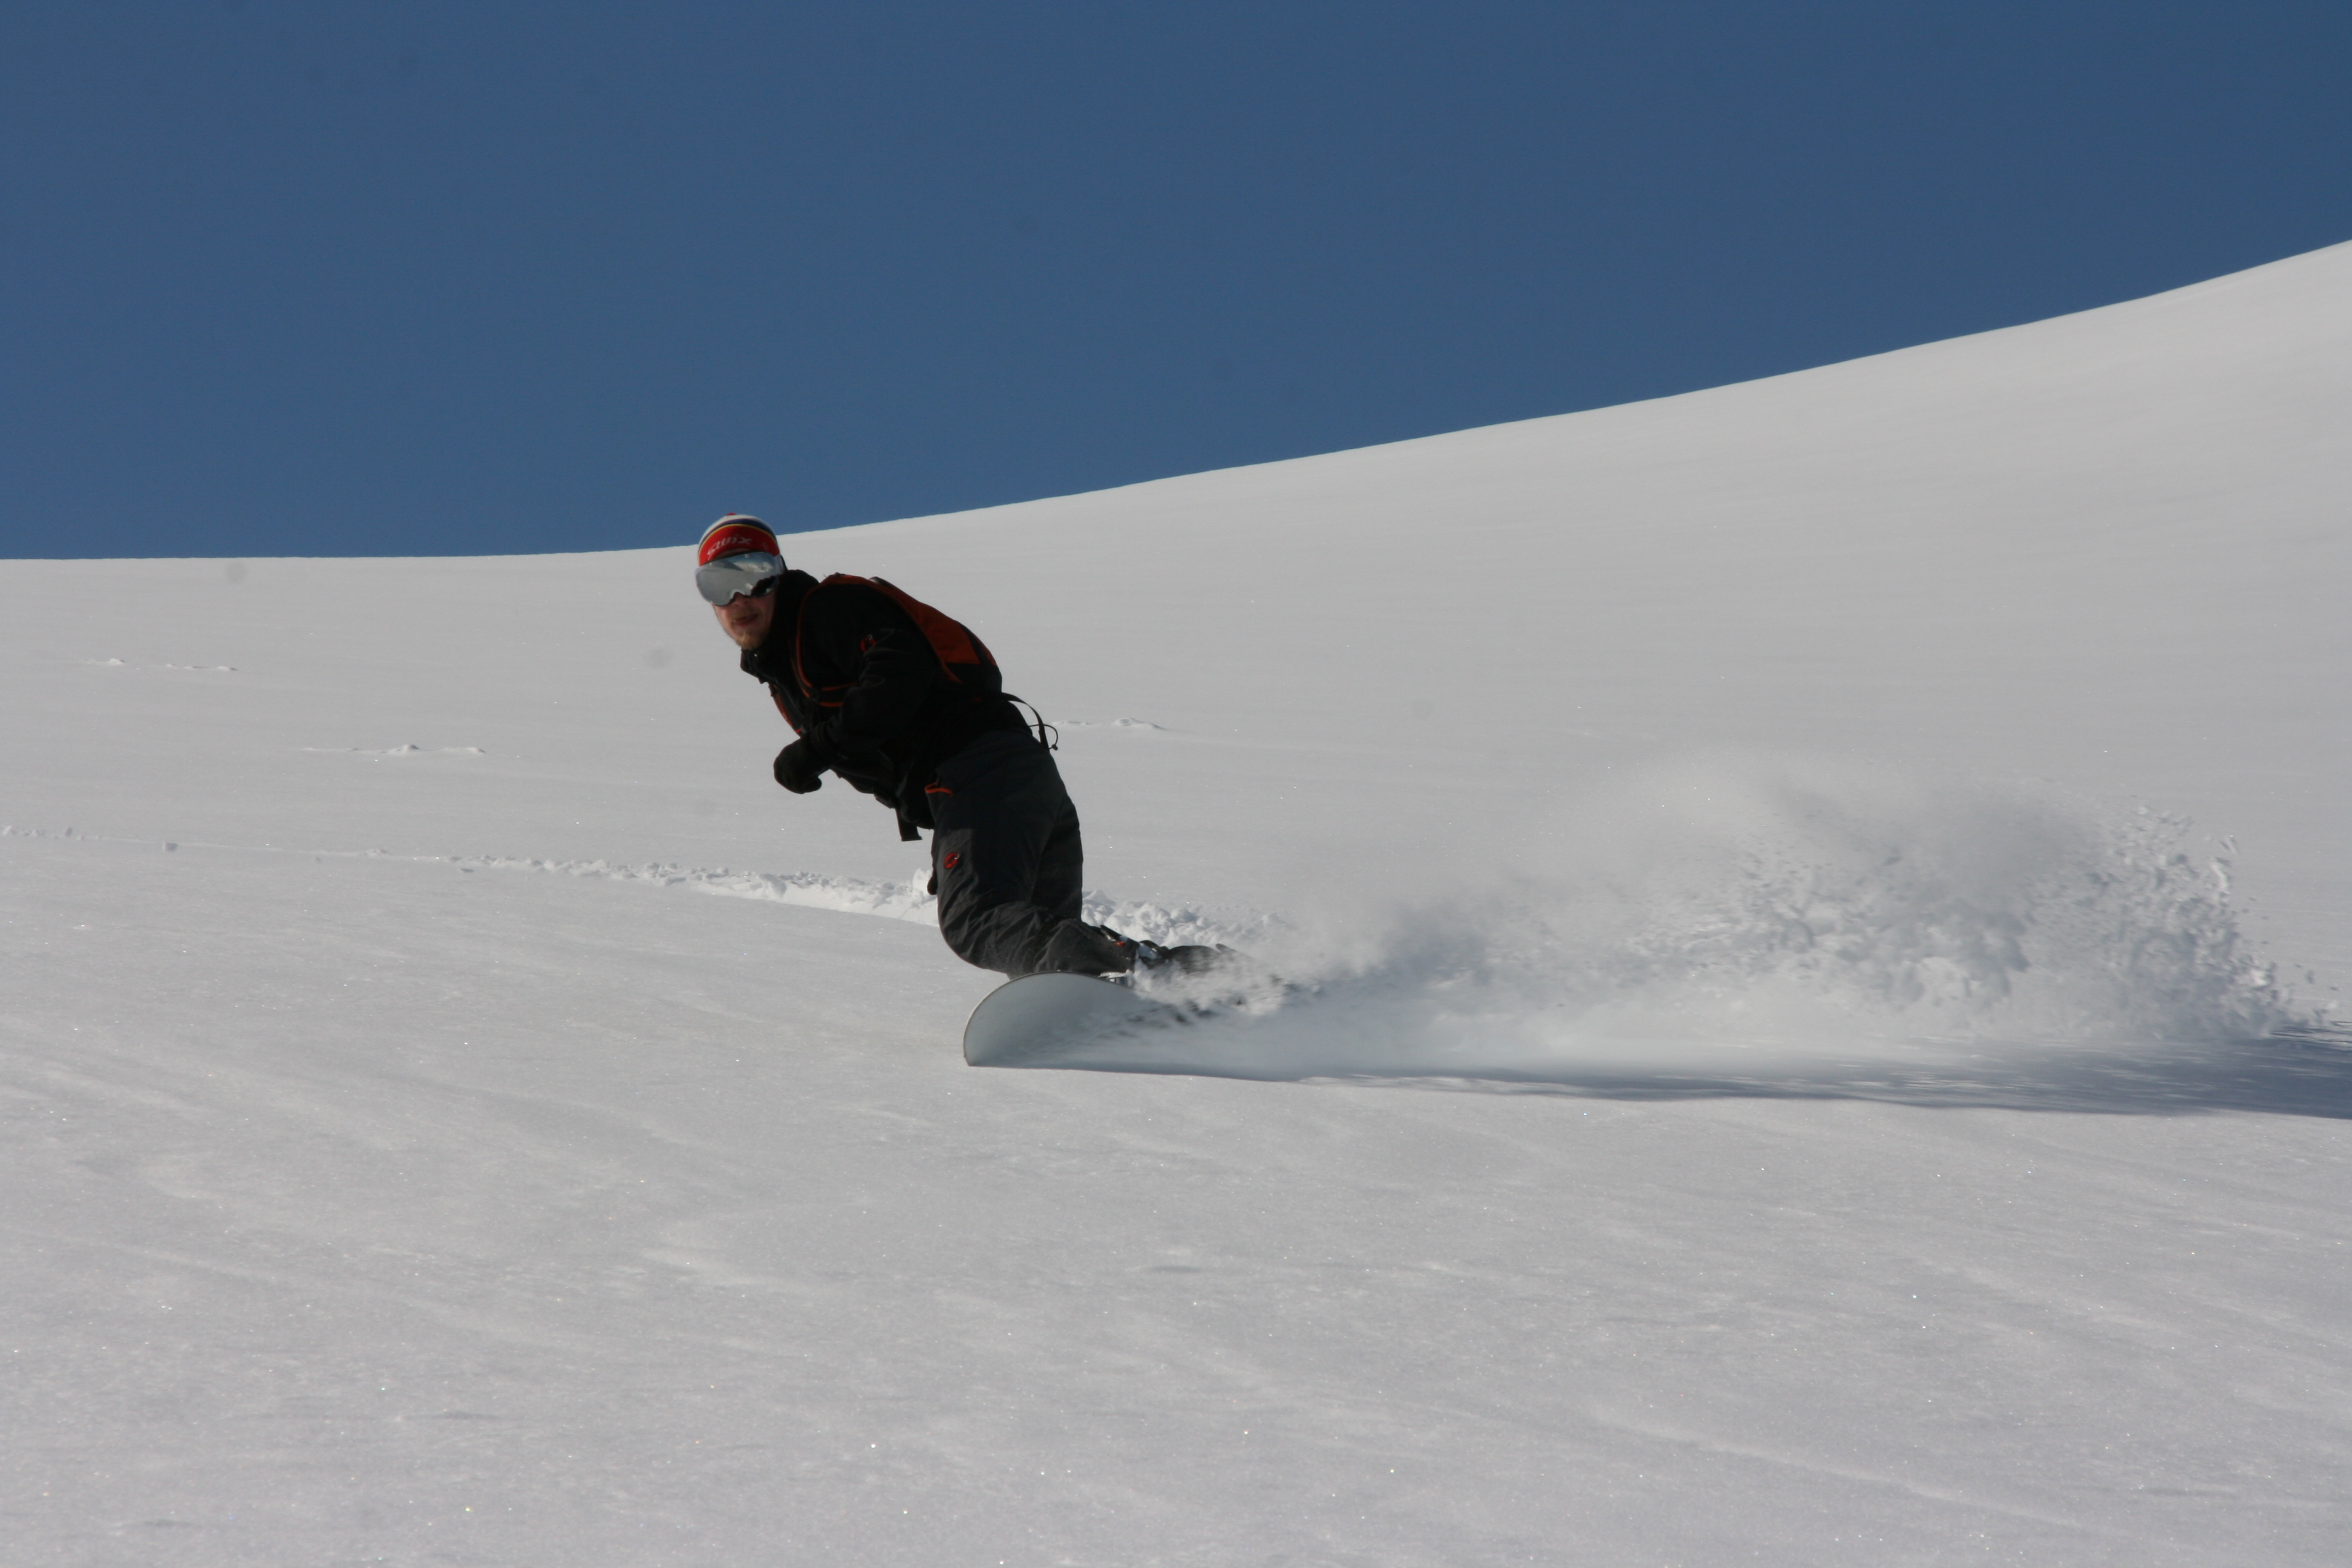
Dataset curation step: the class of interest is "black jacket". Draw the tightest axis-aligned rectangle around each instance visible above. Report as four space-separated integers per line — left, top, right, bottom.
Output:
742 570 1028 838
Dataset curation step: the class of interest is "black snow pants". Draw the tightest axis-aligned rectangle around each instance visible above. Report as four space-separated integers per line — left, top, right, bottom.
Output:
927 728 1126 978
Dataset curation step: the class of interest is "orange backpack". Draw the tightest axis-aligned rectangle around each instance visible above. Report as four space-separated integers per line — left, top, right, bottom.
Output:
789 574 1004 708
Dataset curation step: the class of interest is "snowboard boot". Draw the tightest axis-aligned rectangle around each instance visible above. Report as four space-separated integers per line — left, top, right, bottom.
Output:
1063 926 1241 983
1134 939 1235 976
1044 921 1146 976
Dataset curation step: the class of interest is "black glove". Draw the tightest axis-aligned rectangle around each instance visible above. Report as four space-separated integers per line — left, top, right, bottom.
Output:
773 738 826 794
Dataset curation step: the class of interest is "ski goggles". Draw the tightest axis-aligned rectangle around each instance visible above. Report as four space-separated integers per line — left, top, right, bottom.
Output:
696 552 783 605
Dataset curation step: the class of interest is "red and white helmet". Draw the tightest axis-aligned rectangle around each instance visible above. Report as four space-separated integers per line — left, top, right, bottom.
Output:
694 514 785 604
697 513 780 566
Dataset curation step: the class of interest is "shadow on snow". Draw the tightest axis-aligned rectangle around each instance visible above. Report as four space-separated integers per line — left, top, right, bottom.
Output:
987 1022 2352 1120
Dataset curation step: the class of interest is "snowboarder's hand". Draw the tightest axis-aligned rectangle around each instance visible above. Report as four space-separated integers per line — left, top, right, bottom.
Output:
773 739 825 794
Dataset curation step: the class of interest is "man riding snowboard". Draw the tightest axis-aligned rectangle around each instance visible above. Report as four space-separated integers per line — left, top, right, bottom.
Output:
697 514 1214 980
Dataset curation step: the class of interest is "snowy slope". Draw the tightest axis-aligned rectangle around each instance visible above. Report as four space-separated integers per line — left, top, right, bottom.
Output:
4 243 2349 1563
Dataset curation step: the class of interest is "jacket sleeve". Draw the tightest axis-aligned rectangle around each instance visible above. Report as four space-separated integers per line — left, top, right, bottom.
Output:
798 586 937 761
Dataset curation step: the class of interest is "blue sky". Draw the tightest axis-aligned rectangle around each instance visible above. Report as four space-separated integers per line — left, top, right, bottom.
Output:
4 1 2348 559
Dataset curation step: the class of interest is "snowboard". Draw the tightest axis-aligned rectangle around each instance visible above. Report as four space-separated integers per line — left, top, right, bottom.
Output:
962 973 1186 1067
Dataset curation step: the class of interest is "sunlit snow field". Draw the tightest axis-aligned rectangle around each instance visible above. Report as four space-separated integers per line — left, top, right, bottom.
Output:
4 244 2348 1564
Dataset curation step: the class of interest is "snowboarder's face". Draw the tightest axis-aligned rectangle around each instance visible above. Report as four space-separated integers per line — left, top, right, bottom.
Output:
713 586 776 649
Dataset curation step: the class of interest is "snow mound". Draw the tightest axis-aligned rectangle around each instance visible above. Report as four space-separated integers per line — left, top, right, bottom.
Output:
446 853 1276 949
449 855 942 921
1077 893 1278 952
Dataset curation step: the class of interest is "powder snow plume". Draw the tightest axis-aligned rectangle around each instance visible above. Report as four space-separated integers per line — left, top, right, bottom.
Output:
1054 756 2315 1083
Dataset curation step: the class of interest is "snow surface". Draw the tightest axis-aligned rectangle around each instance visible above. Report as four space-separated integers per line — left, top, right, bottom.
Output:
5 241 2350 1563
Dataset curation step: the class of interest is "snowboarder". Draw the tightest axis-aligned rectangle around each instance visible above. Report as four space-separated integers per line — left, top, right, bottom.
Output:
697 514 1211 980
